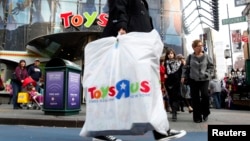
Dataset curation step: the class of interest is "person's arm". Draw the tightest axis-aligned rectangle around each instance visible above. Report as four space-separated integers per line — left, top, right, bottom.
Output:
114 0 129 33
206 55 215 79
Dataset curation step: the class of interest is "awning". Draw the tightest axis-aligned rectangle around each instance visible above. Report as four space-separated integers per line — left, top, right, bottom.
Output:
26 31 101 61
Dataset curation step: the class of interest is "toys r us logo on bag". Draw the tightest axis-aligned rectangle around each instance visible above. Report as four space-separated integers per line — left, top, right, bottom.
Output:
80 30 169 137
87 79 151 102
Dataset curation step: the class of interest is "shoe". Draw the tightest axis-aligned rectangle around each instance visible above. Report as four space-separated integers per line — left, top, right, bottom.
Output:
153 129 186 141
92 135 122 141
203 115 209 122
18 105 23 109
172 112 177 122
188 106 193 113
194 120 202 123
27 104 32 108
169 107 172 113
203 113 210 122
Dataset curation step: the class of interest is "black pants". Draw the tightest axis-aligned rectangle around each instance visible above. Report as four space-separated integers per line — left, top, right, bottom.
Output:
166 83 181 114
189 79 210 121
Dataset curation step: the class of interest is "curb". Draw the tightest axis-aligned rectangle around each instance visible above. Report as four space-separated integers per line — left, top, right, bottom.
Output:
0 117 84 128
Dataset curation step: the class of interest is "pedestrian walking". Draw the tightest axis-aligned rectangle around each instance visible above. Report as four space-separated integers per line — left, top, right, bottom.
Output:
82 0 186 141
208 75 222 109
176 54 193 113
181 39 214 123
160 59 171 112
164 48 183 121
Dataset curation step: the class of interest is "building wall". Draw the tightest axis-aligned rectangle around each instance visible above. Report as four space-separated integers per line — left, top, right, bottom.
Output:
0 0 183 54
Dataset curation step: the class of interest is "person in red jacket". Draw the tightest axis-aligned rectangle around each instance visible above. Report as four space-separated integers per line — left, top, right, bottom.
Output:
160 59 171 112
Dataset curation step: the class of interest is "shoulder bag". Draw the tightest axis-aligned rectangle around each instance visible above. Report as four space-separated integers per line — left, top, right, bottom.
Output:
184 54 191 85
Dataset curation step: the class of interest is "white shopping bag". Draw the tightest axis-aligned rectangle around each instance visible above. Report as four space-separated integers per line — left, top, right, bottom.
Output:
79 29 169 137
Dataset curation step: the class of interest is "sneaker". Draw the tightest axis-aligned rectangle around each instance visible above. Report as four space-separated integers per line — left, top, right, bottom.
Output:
172 112 177 122
153 129 186 141
27 104 32 108
92 135 122 141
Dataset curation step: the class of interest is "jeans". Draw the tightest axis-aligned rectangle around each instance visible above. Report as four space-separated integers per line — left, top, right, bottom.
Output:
11 80 22 108
35 81 40 92
212 92 221 109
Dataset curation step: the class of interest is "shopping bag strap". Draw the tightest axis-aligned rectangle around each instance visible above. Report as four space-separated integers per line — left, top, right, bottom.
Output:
115 32 122 48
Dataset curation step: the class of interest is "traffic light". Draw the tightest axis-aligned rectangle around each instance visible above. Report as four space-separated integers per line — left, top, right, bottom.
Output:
211 0 219 31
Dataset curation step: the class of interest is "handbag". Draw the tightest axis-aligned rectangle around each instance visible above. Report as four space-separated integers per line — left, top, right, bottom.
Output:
12 72 17 80
180 84 191 99
184 55 191 85
11 71 20 82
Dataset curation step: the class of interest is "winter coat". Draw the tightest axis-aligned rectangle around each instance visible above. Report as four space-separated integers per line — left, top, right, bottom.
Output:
182 53 214 81
165 59 182 87
102 0 153 37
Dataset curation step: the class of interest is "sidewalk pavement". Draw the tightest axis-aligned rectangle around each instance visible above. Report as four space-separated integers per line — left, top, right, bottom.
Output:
0 103 250 132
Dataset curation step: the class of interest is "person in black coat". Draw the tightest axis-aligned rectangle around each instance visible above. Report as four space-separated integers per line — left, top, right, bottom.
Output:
102 0 153 37
92 0 186 141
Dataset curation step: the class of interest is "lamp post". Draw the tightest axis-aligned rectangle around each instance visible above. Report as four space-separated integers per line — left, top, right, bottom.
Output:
226 4 234 67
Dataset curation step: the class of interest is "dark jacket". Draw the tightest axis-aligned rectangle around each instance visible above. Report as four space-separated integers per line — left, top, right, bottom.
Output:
102 0 153 37
28 65 42 82
165 60 182 87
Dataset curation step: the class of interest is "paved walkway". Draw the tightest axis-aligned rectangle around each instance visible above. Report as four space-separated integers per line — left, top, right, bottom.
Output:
1 103 250 132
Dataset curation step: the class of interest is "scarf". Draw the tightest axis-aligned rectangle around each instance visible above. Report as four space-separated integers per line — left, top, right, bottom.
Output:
166 59 181 75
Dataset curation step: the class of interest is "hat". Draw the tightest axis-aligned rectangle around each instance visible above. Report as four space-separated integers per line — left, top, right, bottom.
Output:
35 58 40 62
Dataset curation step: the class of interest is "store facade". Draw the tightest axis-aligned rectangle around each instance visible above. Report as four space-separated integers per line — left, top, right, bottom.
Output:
0 0 184 95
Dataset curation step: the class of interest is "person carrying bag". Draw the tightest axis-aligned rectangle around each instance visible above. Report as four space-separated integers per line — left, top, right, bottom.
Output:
11 60 29 109
79 30 186 141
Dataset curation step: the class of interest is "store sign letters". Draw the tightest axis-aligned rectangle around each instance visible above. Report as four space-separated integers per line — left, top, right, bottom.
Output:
60 11 108 28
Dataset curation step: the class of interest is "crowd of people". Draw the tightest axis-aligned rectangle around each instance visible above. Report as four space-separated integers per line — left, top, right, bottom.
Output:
160 39 215 124
220 69 248 109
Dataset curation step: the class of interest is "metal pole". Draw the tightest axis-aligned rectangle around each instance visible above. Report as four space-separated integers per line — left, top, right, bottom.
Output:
227 4 234 67
247 15 250 59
